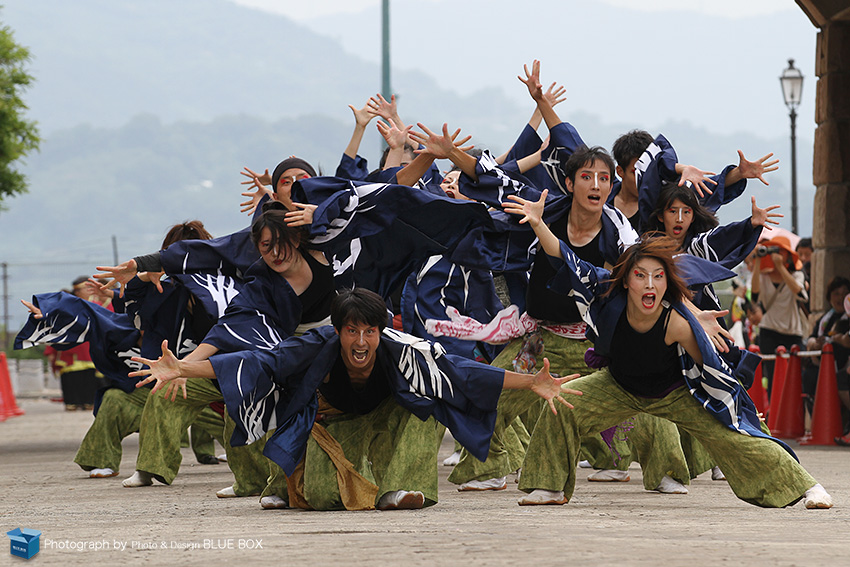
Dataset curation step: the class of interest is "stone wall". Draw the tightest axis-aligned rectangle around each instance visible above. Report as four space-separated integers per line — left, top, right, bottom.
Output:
812 21 850 311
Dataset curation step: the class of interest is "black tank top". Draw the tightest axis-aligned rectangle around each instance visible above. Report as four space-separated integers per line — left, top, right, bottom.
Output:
298 250 335 325
608 305 683 398
526 214 604 323
318 348 391 415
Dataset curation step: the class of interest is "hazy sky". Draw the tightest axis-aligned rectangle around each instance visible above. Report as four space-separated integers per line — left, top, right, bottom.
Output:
233 0 796 22
228 0 816 144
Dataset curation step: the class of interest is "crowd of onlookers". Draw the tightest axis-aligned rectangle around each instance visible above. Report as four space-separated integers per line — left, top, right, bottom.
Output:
729 236 850 442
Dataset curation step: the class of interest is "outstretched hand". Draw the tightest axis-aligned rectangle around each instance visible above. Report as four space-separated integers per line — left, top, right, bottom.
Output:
94 260 142 298
376 117 413 150
241 176 274 215
531 358 582 415
736 150 779 186
240 166 271 187
696 309 733 353
503 189 547 228
678 164 718 198
542 82 566 108
409 123 473 159
130 340 187 401
367 93 398 122
285 202 317 227
79 278 116 305
21 299 43 319
518 59 544 102
349 102 377 128
750 196 782 228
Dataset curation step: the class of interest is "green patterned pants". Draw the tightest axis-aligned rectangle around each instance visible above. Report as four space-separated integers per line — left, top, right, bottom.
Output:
448 331 596 484
74 386 224 473
303 398 442 510
518 368 817 507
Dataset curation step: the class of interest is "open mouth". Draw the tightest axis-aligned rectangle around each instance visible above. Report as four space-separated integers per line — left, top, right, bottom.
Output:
672 226 683 236
641 293 656 309
352 348 369 363
588 194 601 203
445 189 456 199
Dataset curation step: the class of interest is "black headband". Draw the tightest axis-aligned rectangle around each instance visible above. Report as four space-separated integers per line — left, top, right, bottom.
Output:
271 157 316 190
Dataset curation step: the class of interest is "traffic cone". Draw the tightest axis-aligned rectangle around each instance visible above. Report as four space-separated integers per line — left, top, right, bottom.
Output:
0 352 25 418
767 346 788 431
747 345 769 415
800 343 844 445
770 345 805 439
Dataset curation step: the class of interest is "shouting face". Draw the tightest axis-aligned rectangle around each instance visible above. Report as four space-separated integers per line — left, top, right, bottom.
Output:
337 322 381 377
625 257 668 316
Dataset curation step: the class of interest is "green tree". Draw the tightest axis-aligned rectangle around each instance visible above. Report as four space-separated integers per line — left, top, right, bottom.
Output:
0 16 40 206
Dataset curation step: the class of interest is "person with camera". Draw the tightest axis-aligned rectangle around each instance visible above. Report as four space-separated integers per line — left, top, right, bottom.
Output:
751 235 807 399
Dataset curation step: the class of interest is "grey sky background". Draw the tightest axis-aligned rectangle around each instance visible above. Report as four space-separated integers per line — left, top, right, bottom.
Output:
230 0 817 143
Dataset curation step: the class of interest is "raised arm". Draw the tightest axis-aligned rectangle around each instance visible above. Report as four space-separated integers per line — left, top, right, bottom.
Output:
377 117 412 170
518 60 563 133
724 150 779 187
343 100 378 160
502 189 562 259
675 163 718 198
770 252 804 296
409 123 476 179
750 196 782 228
240 166 271 187
240 175 275 215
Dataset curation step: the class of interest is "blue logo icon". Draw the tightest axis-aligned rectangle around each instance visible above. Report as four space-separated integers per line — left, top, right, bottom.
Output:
7 528 41 559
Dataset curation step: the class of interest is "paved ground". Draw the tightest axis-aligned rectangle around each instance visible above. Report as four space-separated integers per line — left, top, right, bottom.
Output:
1 398 846 566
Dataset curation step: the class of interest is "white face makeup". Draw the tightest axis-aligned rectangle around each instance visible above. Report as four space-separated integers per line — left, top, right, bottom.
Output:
566 161 612 213
625 257 668 316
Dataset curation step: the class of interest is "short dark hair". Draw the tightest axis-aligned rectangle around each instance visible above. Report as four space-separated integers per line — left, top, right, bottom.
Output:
796 237 813 251
564 145 615 185
825 276 850 303
644 183 719 237
604 234 693 304
161 220 212 250
250 203 308 261
612 130 653 168
331 288 388 332
379 144 417 169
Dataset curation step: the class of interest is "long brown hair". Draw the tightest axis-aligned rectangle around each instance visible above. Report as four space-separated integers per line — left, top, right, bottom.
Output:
604 234 693 304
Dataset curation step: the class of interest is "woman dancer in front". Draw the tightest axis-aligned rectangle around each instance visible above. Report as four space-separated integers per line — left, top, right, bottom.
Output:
502 189 832 509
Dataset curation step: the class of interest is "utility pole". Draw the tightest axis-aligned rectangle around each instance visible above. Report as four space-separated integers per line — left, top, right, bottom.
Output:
112 235 119 266
381 0 391 148
381 0 391 99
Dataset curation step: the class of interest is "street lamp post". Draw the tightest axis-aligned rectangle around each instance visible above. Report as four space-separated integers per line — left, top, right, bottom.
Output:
780 58 804 235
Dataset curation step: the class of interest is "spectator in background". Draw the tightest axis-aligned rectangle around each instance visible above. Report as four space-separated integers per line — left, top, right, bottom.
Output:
751 236 807 399
804 277 850 439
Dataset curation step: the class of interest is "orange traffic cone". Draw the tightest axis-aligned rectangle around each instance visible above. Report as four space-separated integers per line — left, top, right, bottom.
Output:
747 345 769 415
770 345 805 439
800 343 844 445
767 346 788 431
0 352 25 418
